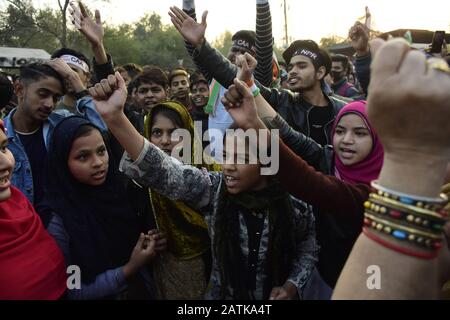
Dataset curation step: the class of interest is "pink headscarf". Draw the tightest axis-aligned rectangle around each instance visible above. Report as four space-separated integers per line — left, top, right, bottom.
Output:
331 101 384 185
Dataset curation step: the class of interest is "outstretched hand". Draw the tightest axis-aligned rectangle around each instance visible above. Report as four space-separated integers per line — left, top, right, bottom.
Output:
69 1 104 47
169 6 208 49
89 72 128 122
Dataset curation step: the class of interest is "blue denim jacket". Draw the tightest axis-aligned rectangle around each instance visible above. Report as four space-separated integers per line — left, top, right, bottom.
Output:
4 96 106 203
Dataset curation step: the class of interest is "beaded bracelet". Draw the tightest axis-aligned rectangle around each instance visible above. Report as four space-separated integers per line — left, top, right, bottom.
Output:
362 227 439 259
371 181 448 208
364 199 447 232
364 212 442 240
364 206 445 233
364 215 443 252
368 193 448 220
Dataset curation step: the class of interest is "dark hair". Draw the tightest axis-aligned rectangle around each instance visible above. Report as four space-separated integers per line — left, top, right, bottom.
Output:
283 39 332 75
331 54 349 72
117 63 143 80
134 66 168 89
51 48 91 71
72 124 111 159
74 124 98 140
168 67 189 86
150 105 184 130
127 77 139 94
19 63 65 88
0 73 14 107
189 71 208 90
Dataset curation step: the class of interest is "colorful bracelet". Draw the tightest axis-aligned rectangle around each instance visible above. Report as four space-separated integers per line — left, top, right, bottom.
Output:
371 181 448 207
364 198 447 231
363 227 439 259
364 212 442 241
245 78 255 88
368 193 448 219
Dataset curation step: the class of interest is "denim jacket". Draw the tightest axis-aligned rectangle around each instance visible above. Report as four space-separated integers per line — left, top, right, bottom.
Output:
4 96 106 203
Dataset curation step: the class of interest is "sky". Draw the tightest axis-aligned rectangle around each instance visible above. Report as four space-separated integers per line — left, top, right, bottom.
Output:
30 0 450 46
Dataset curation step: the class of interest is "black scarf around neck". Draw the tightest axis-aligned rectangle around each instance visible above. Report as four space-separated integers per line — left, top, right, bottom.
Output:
214 179 296 299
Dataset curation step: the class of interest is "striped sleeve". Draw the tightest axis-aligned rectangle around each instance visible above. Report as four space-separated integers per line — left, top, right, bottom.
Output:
254 1 274 87
183 8 213 83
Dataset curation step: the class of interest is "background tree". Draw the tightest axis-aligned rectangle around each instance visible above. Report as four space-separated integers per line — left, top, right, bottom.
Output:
213 30 233 56
0 2 286 69
319 35 346 49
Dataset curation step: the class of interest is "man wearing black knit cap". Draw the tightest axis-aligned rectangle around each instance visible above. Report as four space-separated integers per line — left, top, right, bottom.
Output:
228 30 257 64
274 39 345 145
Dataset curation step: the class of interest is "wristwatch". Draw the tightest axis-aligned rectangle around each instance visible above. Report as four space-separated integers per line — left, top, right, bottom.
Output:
74 89 89 100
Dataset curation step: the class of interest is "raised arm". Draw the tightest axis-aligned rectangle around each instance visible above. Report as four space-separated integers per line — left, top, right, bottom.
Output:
88 72 214 208
170 6 237 88
349 21 371 95
254 0 274 87
221 76 369 220
181 0 213 82
224 54 326 168
70 2 114 81
333 39 450 299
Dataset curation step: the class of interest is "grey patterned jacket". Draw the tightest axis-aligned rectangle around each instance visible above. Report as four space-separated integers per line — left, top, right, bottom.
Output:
120 139 319 299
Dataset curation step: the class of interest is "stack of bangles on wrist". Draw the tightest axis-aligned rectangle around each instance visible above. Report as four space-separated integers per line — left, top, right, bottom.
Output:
363 180 449 259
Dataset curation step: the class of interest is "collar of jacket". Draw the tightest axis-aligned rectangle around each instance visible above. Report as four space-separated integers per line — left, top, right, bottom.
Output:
4 108 61 149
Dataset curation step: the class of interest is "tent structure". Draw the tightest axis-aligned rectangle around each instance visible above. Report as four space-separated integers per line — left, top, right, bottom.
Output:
0 47 51 68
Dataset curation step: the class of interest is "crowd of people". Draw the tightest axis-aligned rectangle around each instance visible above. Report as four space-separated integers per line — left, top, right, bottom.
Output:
0 0 449 300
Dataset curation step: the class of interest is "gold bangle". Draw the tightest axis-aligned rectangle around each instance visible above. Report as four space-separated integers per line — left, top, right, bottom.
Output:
371 180 448 205
368 198 446 223
364 212 443 240
364 207 440 230
369 193 447 220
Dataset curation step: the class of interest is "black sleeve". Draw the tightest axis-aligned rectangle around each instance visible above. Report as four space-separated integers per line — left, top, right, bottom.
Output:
266 114 325 170
92 54 115 83
192 40 238 88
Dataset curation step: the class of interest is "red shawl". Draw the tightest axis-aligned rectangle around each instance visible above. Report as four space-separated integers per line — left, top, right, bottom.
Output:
0 187 67 299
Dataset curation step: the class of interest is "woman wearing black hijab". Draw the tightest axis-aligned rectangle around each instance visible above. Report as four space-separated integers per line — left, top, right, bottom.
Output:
45 116 165 299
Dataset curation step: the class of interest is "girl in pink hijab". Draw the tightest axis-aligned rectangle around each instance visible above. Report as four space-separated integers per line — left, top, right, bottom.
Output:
331 101 384 185
266 100 384 297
